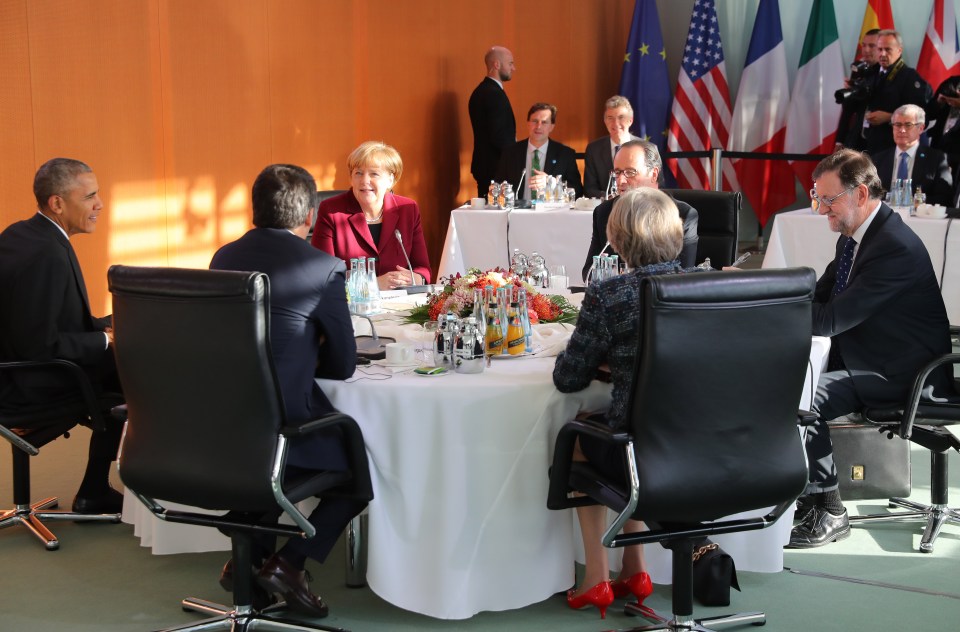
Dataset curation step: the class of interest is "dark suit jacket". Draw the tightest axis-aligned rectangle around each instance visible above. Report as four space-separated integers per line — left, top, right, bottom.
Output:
862 59 932 154
581 195 699 280
925 75 960 170
469 77 516 188
582 135 640 199
310 190 431 283
872 146 953 205
211 227 357 469
813 203 951 405
0 214 112 405
494 139 583 199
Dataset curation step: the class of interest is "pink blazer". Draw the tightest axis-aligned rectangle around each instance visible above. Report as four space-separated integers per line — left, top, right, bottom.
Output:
311 190 431 283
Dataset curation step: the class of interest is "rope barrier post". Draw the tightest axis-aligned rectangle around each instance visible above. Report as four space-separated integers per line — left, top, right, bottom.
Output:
709 147 723 192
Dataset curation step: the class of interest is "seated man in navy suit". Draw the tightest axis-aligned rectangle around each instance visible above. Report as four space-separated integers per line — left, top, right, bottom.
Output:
871 103 953 205
210 164 362 617
495 102 583 200
788 149 951 548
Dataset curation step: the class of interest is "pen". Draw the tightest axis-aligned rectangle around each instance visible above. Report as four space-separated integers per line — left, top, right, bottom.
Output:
731 252 752 268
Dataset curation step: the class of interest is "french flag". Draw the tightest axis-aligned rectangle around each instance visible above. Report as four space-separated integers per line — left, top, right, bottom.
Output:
729 0 795 227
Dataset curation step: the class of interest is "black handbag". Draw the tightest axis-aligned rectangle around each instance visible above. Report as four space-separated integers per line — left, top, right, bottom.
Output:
828 421 911 500
691 538 740 607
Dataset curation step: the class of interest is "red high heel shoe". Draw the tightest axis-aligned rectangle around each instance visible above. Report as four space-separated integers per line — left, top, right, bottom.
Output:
566 581 614 619
610 571 653 605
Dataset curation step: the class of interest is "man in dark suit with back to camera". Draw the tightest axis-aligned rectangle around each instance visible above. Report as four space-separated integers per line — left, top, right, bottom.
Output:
210 164 363 617
788 149 951 549
583 95 640 199
871 104 952 205
494 102 583 200
582 140 698 279
469 45 517 198
0 157 124 515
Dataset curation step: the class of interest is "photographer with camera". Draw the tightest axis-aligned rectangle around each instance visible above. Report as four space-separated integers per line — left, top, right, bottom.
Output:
835 29 880 151
836 30 931 155
926 75 960 174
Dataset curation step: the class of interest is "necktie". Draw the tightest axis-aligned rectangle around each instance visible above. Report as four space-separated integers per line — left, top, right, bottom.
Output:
532 148 541 171
897 152 909 181
614 144 621 156
832 236 857 296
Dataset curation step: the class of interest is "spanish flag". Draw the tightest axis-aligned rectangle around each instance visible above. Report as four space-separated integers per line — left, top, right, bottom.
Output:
856 0 895 61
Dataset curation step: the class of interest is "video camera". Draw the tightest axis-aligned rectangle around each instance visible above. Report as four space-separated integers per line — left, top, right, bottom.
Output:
834 60 873 105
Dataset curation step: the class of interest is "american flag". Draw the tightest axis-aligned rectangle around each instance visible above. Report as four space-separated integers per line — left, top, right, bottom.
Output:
666 0 739 191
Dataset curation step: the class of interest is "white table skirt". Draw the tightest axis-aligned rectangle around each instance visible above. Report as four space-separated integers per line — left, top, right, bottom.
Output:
763 208 960 325
121 321 830 620
438 206 593 282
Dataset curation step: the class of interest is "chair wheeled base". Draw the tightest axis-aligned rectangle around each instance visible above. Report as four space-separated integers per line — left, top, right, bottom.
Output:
623 602 765 631
154 598 346 632
848 434 960 553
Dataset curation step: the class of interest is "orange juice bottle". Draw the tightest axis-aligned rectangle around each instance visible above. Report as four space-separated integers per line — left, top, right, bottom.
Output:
506 302 525 355
485 302 503 357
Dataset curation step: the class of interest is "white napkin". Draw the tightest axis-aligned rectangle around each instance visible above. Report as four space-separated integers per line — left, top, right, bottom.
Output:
530 323 575 357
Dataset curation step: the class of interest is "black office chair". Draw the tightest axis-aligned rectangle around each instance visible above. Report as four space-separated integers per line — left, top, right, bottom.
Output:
663 189 742 268
849 354 960 553
548 269 814 630
108 265 372 632
0 361 123 550
307 190 348 241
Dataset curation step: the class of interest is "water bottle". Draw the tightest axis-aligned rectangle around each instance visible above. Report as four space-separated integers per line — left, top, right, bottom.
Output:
504 184 516 210
366 257 381 314
352 256 369 313
517 288 533 353
487 181 497 207
529 252 548 288
497 181 508 209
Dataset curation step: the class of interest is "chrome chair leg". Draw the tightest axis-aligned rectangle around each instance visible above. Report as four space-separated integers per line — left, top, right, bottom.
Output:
624 602 765 631
344 514 367 587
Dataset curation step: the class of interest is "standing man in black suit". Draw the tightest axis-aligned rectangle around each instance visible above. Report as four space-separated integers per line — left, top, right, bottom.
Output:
469 45 517 198
859 30 932 154
871 104 953 205
583 96 640 199
210 164 363 617
0 158 123 514
494 102 583 200
582 140 698 279
788 149 951 548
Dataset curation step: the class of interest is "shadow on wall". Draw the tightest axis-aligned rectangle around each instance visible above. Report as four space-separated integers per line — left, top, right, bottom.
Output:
423 88 462 277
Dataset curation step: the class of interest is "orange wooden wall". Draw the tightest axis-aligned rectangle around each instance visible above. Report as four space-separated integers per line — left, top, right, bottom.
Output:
0 0 634 314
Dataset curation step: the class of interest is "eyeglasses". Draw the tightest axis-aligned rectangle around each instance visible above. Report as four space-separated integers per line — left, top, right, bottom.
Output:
810 186 855 209
610 168 641 179
891 122 920 129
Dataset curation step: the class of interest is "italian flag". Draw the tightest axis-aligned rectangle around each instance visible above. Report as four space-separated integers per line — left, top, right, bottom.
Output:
785 0 845 189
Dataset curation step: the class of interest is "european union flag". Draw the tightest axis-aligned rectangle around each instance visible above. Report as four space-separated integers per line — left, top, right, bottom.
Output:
618 0 672 156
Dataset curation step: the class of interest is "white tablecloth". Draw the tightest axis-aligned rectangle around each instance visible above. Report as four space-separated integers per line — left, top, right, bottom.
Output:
122 317 830 620
438 206 593 282
763 208 959 325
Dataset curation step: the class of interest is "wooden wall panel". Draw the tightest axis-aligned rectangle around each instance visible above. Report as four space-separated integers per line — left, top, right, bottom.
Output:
0 0 636 314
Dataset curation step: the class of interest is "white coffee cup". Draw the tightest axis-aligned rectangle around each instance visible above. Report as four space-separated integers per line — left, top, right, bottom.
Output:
470 197 485 209
385 342 416 365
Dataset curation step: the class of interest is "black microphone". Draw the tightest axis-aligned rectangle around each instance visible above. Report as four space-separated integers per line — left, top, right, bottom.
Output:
394 229 416 287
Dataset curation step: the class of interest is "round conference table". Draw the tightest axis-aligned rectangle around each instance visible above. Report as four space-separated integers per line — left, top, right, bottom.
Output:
123 301 830 620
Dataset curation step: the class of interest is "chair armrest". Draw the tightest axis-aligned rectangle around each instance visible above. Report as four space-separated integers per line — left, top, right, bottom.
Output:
901 353 960 440
797 409 817 426
0 359 106 432
279 411 373 503
547 418 632 510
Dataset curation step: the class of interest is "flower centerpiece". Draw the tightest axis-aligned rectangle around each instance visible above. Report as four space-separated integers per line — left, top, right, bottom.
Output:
406 268 578 325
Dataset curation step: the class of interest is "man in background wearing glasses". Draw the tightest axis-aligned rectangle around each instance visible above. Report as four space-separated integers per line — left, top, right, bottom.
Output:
871 104 952 206
788 149 951 549
582 96 640 199
580 139 698 280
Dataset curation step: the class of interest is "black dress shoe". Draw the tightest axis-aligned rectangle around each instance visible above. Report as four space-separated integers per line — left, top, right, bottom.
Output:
787 507 850 549
793 495 815 524
72 487 123 514
220 558 277 611
257 554 329 618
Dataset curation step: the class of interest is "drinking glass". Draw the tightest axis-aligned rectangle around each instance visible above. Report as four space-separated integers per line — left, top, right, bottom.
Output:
549 265 568 292
419 321 440 366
